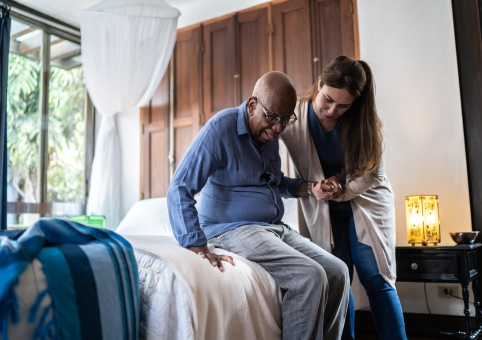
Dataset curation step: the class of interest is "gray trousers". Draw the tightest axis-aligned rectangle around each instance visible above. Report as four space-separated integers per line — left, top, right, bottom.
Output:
208 224 350 340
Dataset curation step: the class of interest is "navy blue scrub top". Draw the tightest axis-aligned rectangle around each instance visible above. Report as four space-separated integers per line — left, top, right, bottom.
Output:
308 102 352 213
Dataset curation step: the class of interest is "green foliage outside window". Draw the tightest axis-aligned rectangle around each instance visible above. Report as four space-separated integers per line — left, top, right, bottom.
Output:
7 53 85 205
48 61 85 203
7 54 40 203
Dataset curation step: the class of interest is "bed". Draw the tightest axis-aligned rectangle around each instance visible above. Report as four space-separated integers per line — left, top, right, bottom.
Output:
116 196 301 340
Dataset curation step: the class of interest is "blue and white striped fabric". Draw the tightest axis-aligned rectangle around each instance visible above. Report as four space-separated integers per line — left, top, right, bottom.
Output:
0 218 139 340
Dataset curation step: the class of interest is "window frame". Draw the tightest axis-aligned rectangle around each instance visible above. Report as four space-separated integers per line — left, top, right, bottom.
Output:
6 3 94 221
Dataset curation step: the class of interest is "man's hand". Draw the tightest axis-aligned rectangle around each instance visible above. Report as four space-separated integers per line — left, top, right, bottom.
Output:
323 176 346 199
311 180 334 200
188 245 235 272
311 178 346 200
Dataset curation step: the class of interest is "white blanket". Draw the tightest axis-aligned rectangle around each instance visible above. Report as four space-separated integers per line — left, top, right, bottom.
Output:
124 235 282 340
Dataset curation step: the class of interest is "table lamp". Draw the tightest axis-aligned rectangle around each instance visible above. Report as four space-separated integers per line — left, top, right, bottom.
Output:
405 195 440 246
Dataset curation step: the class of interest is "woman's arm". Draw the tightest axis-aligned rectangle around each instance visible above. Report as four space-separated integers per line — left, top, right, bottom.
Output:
325 159 386 201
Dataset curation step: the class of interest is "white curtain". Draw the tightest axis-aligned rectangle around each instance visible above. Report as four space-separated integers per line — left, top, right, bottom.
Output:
80 0 180 229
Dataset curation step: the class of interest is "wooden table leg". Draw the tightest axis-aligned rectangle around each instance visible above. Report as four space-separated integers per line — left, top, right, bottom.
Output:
462 284 472 336
472 280 482 327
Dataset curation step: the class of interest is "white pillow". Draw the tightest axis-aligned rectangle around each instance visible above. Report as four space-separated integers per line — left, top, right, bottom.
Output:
116 197 174 236
116 196 299 236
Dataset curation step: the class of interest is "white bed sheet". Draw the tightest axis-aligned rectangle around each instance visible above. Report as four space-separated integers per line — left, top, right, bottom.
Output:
124 234 282 340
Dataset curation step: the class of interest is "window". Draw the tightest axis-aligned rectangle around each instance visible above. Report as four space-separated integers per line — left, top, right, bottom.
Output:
7 16 92 227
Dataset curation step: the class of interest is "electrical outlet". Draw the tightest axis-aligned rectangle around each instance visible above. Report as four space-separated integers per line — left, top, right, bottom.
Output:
438 285 460 298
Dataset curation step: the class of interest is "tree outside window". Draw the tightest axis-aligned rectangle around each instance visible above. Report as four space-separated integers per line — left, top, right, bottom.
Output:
7 19 87 227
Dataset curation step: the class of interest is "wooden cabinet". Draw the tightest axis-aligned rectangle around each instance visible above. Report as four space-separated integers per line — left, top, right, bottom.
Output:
312 0 358 72
236 6 271 104
140 0 358 198
396 245 482 338
173 26 202 170
203 15 237 122
272 0 315 94
140 68 170 199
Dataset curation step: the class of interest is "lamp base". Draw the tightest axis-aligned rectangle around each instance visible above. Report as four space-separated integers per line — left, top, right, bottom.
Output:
410 242 438 247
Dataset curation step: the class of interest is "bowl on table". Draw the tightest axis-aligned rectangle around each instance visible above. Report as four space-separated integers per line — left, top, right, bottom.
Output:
450 231 480 244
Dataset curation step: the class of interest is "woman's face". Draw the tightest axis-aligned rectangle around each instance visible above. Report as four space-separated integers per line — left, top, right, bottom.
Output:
313 84 355 129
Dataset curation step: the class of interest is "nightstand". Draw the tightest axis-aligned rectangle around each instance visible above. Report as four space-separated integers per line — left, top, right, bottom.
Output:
396 244 482 339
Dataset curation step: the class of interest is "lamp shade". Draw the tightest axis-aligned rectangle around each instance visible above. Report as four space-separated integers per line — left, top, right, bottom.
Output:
405 195 440 245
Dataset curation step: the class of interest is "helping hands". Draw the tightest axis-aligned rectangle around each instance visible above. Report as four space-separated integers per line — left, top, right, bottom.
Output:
188 245 235 272
311 176 346 201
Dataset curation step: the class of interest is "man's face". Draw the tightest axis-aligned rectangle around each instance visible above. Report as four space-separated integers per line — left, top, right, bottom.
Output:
247 97 295 144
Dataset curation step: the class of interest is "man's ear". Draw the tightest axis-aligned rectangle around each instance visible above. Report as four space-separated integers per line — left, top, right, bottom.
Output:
248 98 256 116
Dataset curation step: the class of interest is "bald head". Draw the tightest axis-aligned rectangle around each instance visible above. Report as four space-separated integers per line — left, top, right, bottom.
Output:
252 72 297 112
246 72 297 144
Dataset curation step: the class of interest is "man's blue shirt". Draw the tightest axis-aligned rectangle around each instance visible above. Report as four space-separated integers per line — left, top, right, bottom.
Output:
167 101 304 248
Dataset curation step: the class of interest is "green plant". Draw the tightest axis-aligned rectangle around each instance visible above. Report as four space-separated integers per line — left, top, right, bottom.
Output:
7 53 86 205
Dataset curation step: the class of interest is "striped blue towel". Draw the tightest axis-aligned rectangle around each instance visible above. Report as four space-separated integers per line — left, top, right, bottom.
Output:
0 218 139 340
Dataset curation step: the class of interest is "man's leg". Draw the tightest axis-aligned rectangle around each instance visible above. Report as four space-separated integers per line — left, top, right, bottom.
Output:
283 226 350 340
209 224 349 340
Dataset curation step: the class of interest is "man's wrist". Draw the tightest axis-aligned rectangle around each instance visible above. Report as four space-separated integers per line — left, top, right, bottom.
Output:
306 181 314 196
188 245 209 254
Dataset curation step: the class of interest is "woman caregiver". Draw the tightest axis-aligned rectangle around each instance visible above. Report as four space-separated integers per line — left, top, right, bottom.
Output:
282 56 407 340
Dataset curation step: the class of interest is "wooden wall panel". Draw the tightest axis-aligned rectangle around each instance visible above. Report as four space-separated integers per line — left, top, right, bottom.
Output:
273 0 314 95
150 124 168 197
140 0 359 196
237 5 270 104
141 67 170 199
174 26 202 170
272 0 313 176
203 15 237 122
313 0 357 73
174 127 192 169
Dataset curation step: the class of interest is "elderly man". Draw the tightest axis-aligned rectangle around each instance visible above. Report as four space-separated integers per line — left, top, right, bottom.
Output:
167 71 349 340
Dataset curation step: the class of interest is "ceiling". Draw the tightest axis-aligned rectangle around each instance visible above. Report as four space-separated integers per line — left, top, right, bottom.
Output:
10 0 199 69
14 0 199 27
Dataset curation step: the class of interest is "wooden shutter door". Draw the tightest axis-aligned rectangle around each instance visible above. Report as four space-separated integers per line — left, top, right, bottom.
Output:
312 0 358 72
272 0 313 177
202 15 237 122
174 26 202 170
140 67 170 199
272 0 315 93
236 5 270 104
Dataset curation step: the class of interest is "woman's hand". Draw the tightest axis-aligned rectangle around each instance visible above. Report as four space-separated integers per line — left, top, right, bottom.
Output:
311 179 334 200
324 176 346 199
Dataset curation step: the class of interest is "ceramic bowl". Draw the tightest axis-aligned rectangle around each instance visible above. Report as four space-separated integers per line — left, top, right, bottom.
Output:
450 231 480 244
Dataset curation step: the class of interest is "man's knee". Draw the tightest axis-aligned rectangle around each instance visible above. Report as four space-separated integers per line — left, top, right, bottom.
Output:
298 261 328 289
328 255 350 285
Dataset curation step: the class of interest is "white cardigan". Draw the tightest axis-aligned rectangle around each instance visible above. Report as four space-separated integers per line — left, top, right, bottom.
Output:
281 100 397 287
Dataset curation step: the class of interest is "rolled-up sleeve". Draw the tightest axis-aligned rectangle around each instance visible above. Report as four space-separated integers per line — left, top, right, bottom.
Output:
167 121 224 248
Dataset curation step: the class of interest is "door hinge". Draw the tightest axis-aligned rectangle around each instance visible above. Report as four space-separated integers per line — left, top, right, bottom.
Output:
142 124 145 134
199 113 204 126
350 0 354 14
266 23 275 36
